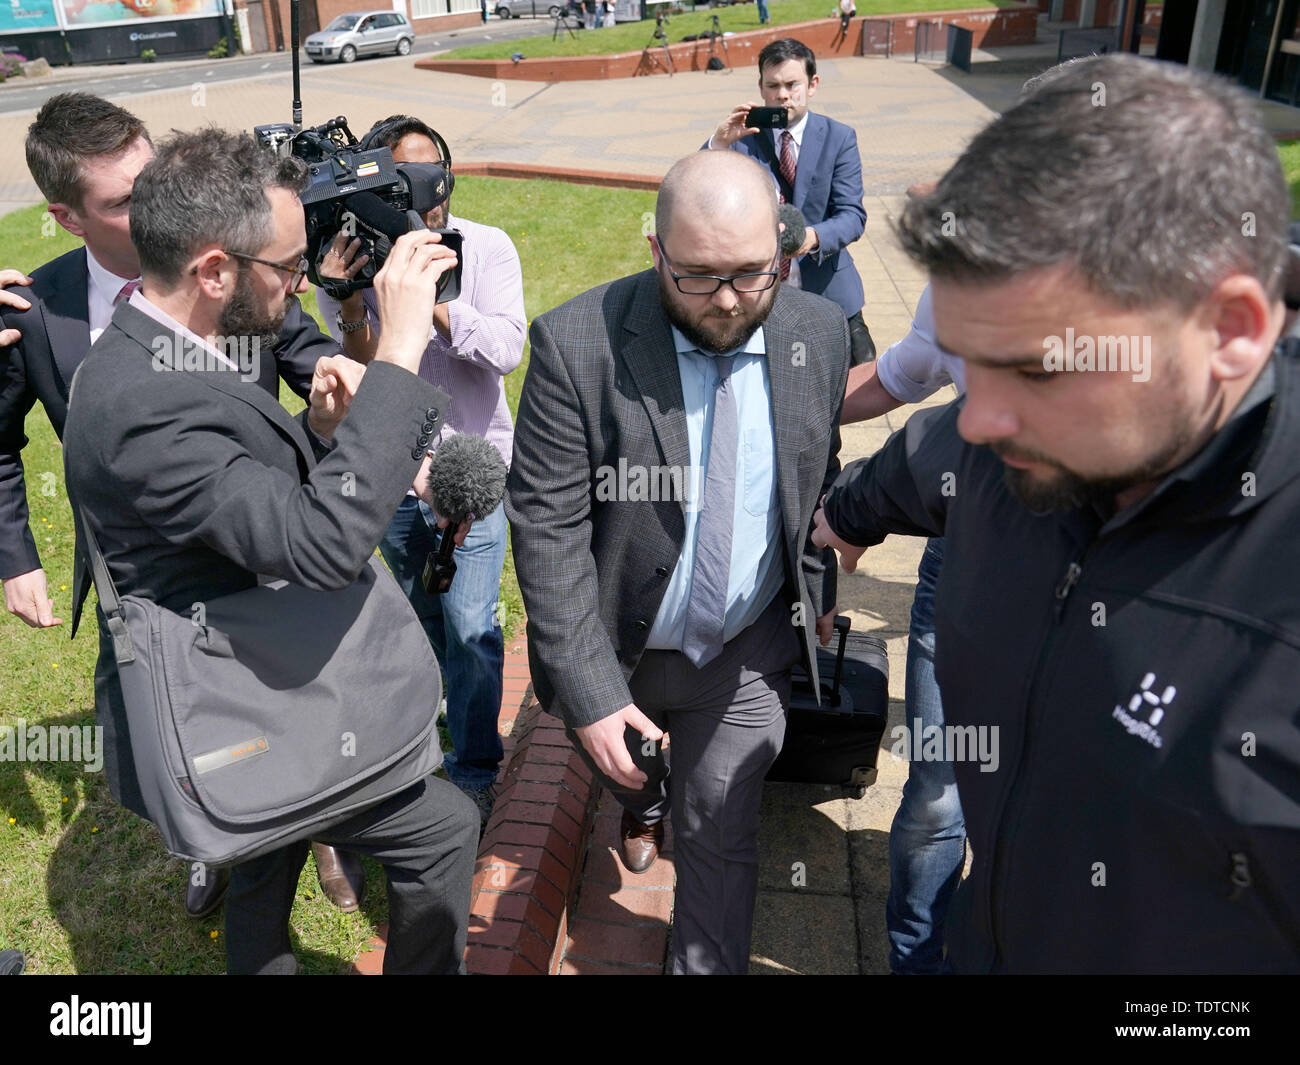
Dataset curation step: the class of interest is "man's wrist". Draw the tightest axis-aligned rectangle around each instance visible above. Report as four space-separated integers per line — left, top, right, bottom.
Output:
305 409 335 443
336 304 370 335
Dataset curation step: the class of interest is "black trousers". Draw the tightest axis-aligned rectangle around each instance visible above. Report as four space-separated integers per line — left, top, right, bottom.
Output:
225 775 479 975
848 311 876 366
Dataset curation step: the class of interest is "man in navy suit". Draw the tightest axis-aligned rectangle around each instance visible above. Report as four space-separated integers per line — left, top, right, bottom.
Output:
707 37 874 364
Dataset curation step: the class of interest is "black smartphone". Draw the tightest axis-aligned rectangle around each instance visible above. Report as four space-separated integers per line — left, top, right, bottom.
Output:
746 106 789 130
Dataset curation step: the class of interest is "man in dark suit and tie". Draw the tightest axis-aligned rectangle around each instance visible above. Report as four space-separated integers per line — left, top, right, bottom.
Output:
506 150 849 973
62 127 478 974
707 37 874 365
0 93 355 916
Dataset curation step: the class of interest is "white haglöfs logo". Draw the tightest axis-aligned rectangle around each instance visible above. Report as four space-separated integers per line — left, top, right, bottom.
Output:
1111 672 1176 749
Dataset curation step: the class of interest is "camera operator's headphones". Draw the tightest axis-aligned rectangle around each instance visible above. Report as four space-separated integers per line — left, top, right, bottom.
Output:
358 115 455 207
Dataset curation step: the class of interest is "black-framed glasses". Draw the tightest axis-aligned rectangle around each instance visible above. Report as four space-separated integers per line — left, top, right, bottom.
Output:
658 246 779 295
226 250 310 286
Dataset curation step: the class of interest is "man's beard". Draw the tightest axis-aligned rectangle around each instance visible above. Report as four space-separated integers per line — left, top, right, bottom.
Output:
657 269 777 355
994 335 1201 513
425 201 449 229
994 421 1197 514
216 264 286 354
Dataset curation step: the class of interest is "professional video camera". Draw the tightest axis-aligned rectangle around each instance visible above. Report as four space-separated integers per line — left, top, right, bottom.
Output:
252 3 462 303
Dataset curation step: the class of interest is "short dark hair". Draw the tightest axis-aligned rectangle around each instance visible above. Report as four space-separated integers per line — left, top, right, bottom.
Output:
758 38 816 82
364 114 449 164
129 127 307 285
25 93 149 212
897 54 1288 308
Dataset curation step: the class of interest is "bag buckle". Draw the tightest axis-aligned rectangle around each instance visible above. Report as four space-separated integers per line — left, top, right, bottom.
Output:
107 613 136 665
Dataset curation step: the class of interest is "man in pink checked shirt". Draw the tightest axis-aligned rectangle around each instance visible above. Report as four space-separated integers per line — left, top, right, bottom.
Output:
317 114 525 833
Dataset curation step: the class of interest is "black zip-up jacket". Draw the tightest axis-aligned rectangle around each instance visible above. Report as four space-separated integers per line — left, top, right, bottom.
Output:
823 343 1300 974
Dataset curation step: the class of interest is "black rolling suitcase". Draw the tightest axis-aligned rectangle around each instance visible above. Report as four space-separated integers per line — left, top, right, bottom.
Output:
767 615 889 799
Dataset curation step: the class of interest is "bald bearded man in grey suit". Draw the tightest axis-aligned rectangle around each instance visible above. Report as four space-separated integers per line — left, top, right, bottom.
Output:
507 151 850 974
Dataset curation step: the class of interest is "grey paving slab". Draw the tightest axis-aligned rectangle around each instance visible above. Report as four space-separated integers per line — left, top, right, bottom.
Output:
757 783 850 896
748 891 860 975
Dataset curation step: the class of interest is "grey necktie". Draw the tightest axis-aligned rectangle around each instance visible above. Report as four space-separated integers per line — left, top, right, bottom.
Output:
682 354 737 668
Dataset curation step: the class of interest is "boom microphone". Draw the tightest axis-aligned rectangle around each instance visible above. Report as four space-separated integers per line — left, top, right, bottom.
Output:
421 434 508 594
779 203 806 259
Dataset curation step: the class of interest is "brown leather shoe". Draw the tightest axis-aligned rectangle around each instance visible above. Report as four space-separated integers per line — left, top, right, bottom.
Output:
619 810 664 874
312 842 365 912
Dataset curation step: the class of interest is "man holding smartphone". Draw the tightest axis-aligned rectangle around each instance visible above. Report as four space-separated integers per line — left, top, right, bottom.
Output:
706 37 874 363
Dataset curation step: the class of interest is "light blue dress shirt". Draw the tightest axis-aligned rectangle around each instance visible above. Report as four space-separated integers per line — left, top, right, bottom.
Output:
645 325 785 651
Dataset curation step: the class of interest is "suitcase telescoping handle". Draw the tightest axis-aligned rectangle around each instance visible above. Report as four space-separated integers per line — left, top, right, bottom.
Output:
829 614 851 708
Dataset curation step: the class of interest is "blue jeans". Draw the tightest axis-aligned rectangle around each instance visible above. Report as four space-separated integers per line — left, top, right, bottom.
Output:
886 537 966 973
757 0 769 22
379 496 506 790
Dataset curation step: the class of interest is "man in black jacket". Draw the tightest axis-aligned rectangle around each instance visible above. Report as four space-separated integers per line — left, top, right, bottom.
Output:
814 54 1300 973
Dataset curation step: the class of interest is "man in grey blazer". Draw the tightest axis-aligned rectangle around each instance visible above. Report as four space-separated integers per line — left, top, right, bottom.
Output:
62 128 478 974
0 93 333 629
0 92 357 918
507 151 848 974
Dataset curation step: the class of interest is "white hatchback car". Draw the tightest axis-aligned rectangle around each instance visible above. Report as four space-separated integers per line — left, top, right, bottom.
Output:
305 11 415 64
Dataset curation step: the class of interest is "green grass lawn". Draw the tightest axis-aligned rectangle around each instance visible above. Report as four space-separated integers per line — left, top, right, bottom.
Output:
1280 139 1300 215
0 174 655 973
447 0 1018 60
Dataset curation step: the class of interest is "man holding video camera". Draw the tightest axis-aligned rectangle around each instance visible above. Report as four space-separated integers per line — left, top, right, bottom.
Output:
707 37 873 365
61 126 479 975
316 115 526 828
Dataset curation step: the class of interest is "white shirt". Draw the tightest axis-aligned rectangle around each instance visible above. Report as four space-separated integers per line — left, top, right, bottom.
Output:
875 285 966 402
85 248 139 345
127 288 242 373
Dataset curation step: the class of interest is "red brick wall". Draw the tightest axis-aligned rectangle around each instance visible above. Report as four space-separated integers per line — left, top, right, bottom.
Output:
409 9 482 33
886 6 1037 52
418 5 1040 80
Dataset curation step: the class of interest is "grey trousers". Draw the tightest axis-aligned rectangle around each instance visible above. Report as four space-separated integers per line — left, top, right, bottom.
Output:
569 595 801 974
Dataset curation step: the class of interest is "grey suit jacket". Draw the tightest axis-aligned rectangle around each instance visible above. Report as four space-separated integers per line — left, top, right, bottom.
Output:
0 247 337 580
63 299 448 810
506 270 849 729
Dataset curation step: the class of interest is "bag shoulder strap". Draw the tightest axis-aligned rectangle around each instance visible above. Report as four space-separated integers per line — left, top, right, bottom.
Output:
72 502 136 666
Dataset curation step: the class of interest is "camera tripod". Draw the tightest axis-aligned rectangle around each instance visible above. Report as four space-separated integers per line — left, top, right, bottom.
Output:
552 7 578 41
638 14 675 76
703 13 729 71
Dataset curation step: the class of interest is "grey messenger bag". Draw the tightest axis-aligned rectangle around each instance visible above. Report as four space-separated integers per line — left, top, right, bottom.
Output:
75 506 443 867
